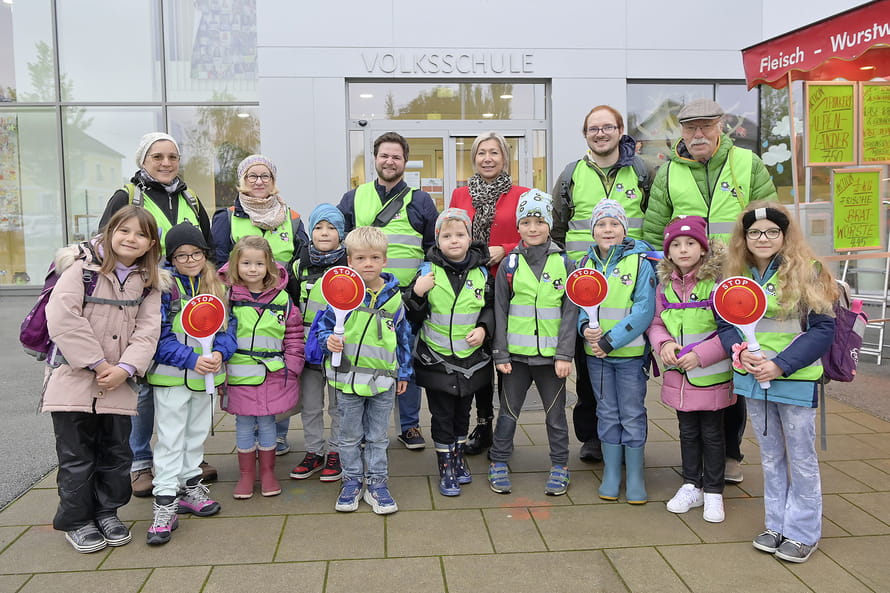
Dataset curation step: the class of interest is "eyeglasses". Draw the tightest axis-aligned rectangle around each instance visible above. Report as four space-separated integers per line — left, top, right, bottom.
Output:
745 228 783 241
681 121 720 133
246 173 272 183
586 124 618 135
149 153 180 162
172 250 206 263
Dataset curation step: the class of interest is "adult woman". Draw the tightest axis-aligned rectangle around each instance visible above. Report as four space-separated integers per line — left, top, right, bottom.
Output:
98 132 215 497
211 154 307 455
449 132 530 455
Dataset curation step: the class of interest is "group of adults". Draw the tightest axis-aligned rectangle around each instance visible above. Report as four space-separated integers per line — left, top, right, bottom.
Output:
100 95 777 495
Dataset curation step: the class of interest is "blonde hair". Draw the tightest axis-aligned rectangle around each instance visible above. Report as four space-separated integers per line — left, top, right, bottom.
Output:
98 205 161 288
343 226 388 256
725 200 837 316
227 236 278 291
236 163 280 196
471 131 511 176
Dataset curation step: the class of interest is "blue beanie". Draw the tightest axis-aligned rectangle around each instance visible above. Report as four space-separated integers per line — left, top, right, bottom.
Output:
309 203 346 241
590 199 628 234
515 189 554 228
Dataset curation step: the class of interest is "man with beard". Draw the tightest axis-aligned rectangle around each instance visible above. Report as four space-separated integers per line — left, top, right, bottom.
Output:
337 131 438 451
551 105 653 463
642 98 777 485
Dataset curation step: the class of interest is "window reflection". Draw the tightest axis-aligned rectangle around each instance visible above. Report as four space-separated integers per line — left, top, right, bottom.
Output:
0 0 55 103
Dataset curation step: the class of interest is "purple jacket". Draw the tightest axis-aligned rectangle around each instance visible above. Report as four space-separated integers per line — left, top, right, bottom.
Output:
221 263 305 416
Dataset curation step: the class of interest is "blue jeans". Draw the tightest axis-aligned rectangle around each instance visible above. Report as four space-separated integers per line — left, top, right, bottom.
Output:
397 331 421 432
587 355 649 448
129 382 154 471
337 387 395 484
235 415 276 451
746 397 821 545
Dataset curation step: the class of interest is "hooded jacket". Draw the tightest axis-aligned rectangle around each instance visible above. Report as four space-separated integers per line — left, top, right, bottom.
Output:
41 243 164 415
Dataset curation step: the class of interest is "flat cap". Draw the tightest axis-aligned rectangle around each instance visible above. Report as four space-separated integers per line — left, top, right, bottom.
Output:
677 99 724 122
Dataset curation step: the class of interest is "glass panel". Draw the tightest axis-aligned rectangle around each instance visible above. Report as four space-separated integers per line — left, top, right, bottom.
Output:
62 107 164 242
168 105 261 214
533 129 547 191
164 0 258 102
0 0 55 102
0 108 64 286
453 136 520 190
716 83 760 154
348 130 365 189
759 84 797 205
56 0 161 101
404 138 445 210
349 82 544 121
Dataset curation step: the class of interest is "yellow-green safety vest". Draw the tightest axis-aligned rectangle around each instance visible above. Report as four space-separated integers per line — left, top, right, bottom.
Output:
353 183 424 285
227 290 290 385
293 258 327 331
126 183 200 256
506 253 567 358
229 207 301 265
421 264 487 359
581 253 646 357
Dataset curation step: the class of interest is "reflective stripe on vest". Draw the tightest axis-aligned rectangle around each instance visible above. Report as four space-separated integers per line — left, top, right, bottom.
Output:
660 278 732 386
295 260 327 329
666 146 753 245
566 162 645 260
507 253 567 358
420 264 487 358
582 253 646 357
229 207 299 265
228 290 290 385
353 183 424 285
127 183 199 256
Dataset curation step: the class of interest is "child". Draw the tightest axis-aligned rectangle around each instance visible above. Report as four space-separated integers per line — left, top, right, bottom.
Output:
41 205 162 553
488 190 577 496
222 236 305 499
720 201 836 563
316 226 412 515
647 216 735 522
145 223 237 545
579 199 655 504
288 204 348 482
406 208 494 496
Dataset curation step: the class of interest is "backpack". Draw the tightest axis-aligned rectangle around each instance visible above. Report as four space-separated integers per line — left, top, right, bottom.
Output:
820 279 868 383
125 183 201 217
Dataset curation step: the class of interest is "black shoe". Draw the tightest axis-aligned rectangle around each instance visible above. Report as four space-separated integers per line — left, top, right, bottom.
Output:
579 440 603 462
464 419 493 456
96 514 132 546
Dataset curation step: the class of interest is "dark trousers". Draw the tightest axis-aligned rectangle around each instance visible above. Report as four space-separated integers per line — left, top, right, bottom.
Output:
51 412 133 531
723 397 747 461
678 409 725 493
427 389 474 445
471 363 497 420
572 335 599 443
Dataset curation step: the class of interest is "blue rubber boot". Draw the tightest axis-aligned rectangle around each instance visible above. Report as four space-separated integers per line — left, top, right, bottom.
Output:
624 445 648 504
598 443 623 500
452 441 472 485
436 446 460 496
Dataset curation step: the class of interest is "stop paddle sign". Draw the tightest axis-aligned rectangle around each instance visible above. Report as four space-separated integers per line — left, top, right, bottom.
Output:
713 276 770 389
181 294 226 394
566 268 609 329
321 266 366 367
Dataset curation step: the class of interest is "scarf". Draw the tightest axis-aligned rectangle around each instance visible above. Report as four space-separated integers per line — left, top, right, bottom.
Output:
238 192 288 230
308 245 346 267
468 172 513 244
138 169 180 194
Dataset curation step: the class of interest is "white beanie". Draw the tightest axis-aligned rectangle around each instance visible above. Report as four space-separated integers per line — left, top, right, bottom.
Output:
135 132 180 169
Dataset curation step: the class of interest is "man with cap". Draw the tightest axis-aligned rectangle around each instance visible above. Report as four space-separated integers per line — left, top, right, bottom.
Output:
643 99 778 484
337 131 439 450
551 105 654 463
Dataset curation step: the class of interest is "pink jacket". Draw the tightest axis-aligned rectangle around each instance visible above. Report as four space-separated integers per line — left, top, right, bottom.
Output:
221 263 305 416
647 244 735 412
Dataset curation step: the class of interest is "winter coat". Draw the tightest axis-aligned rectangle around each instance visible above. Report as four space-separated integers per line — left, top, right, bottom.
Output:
449 184 529 274
647 242 737 411
220 262 305 416
210 196 308 270
41 243 163 415
642 134 777 249
405 241 495 396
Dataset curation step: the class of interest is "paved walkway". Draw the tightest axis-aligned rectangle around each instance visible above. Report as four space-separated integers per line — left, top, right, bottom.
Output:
1 365 889 593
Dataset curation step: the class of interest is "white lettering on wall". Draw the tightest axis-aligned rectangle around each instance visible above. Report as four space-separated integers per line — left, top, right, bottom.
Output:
360 52 535 75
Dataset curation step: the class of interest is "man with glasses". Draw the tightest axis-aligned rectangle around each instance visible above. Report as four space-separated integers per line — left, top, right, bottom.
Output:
642 98 778 485
551 105 653 463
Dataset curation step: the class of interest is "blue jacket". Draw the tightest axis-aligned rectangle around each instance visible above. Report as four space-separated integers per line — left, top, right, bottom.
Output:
153 268 238 371
316 272 413 382
577 237 656 355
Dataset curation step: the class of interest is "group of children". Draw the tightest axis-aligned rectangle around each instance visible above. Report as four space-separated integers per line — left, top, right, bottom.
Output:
43 189 834 564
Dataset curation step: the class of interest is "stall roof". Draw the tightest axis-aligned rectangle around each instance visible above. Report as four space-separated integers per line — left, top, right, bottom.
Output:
742 0 890 89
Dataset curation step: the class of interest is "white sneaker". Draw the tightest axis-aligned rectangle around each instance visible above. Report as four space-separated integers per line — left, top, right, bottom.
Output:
703 492 725 523
666 483 703 513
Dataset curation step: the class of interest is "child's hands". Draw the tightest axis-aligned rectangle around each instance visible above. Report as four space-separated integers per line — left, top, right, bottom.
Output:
659 342 680 366
555 360 572 378
465 327 486 348
589 344 607 359
194 352 223 375
675 351 701 371
740 351 783 383
583 326 603 346
488 245 506 266
327 334 344 353
95 364 128 391
396 380 407 395
413 272 435 297
496 362 512 374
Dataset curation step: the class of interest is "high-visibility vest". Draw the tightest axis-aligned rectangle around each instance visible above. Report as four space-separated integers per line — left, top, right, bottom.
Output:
581 253 646 357
228 207 301 265
227 290 290 385
126 183 200 255
293 258 327 331
506 252 567 358
420 264 487 358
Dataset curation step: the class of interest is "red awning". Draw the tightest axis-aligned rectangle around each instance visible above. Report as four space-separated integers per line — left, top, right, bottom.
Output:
742 0 890 89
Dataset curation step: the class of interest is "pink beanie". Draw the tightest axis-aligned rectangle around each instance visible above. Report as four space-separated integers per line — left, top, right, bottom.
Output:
663 216 709 251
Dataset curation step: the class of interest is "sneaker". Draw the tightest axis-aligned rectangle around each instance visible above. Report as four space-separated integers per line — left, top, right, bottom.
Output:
579 440 603 462
666 484 704 514
275 436 290 456
177 480 221 517
65 521 107 553
199 460 218 483
335 479 364 512
319 452 343 482
724 458 744 484
488 462 511 494
290 452 324 479
752 529 783 553
147 496 180 545
397 427 426 450
95 514 132 546
130 468 154 497
775 538 818 563
702 492 725 523
364 482 398 515
544 465 570 496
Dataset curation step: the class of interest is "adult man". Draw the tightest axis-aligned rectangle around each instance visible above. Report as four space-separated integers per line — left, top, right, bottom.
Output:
643 98 778 483
338 132 439 450
552 105 653 463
